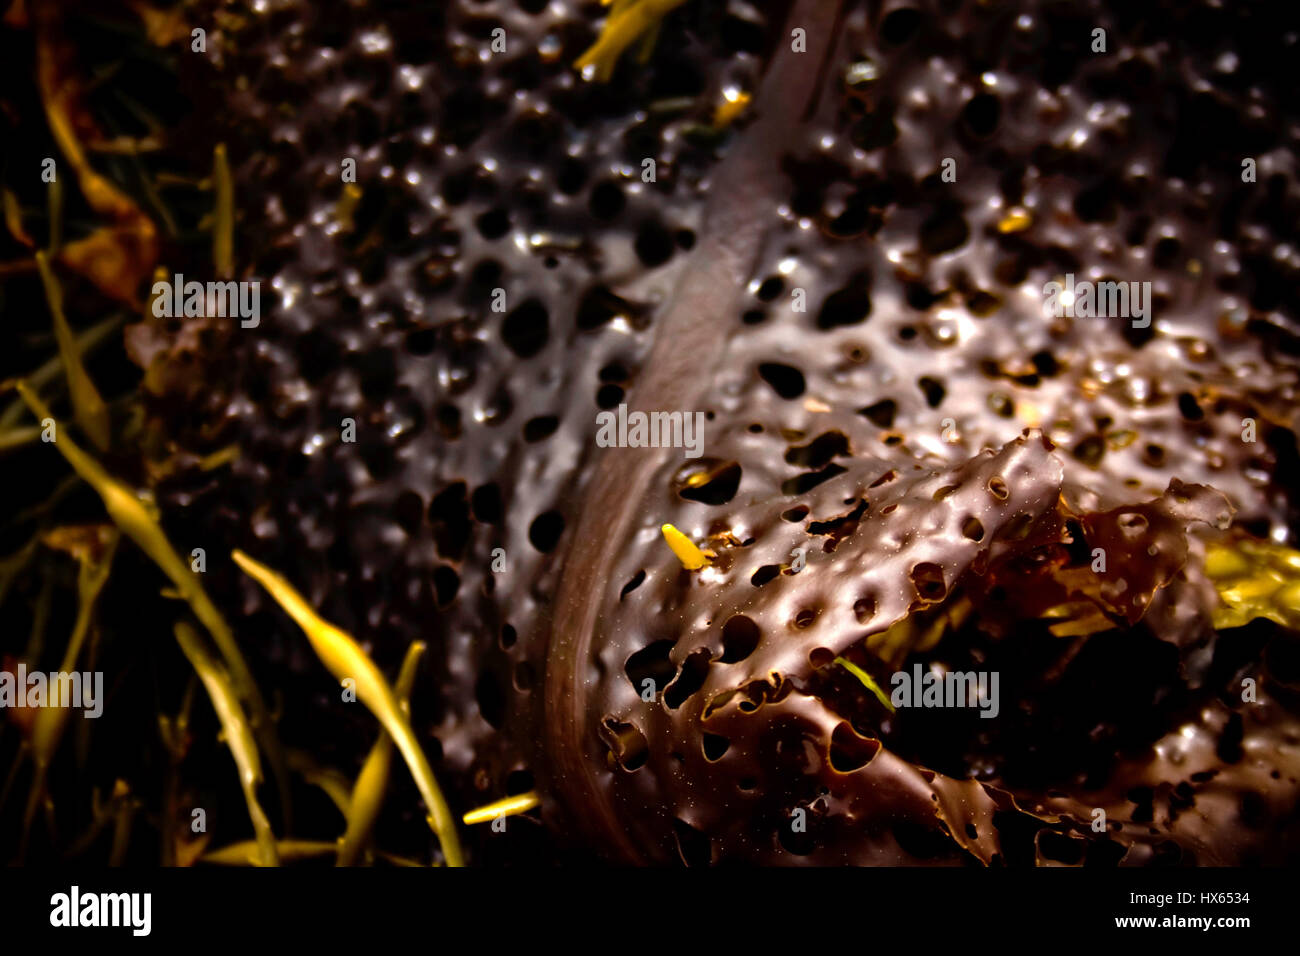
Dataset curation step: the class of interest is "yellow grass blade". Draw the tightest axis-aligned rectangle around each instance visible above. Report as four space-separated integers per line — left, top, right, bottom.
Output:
336 640 425 866
34 251 110 450
13 383 263 711
835 657 896 713
284 746 358 817
574 0 687 82
30 526 118 770
204 839 331 866
2 187 35 247
204 839 429 868
213 143 233 277
12 382 289 823
462 791 540 825
232 550 464 867
173 621 279 867
0 313 120 430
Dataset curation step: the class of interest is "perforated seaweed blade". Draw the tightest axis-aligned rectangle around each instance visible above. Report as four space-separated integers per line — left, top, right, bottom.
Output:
556 432 1067 864
161 0 1300 864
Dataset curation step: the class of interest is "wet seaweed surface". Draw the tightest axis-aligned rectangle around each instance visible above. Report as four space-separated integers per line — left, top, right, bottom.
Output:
2 0 1299 866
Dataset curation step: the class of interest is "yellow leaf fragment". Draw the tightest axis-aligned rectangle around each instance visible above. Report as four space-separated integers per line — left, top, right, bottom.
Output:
197 444 241 472
2 188 35 247
335 183 362 232
662 523 709 570
55 226 155 306
462 790 541 826
232 550 464 867
713 89 751 128
125 0 190 47
997 207 1033 234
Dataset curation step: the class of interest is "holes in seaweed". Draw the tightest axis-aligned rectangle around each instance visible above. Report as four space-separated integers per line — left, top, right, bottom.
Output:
673 818 712 866
625 639 676 695
721 615 761 663
829 722 880 773
758 362 806 399
528 510 565 552
620 569 646 600
501 299 549 358
665 649 711 709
